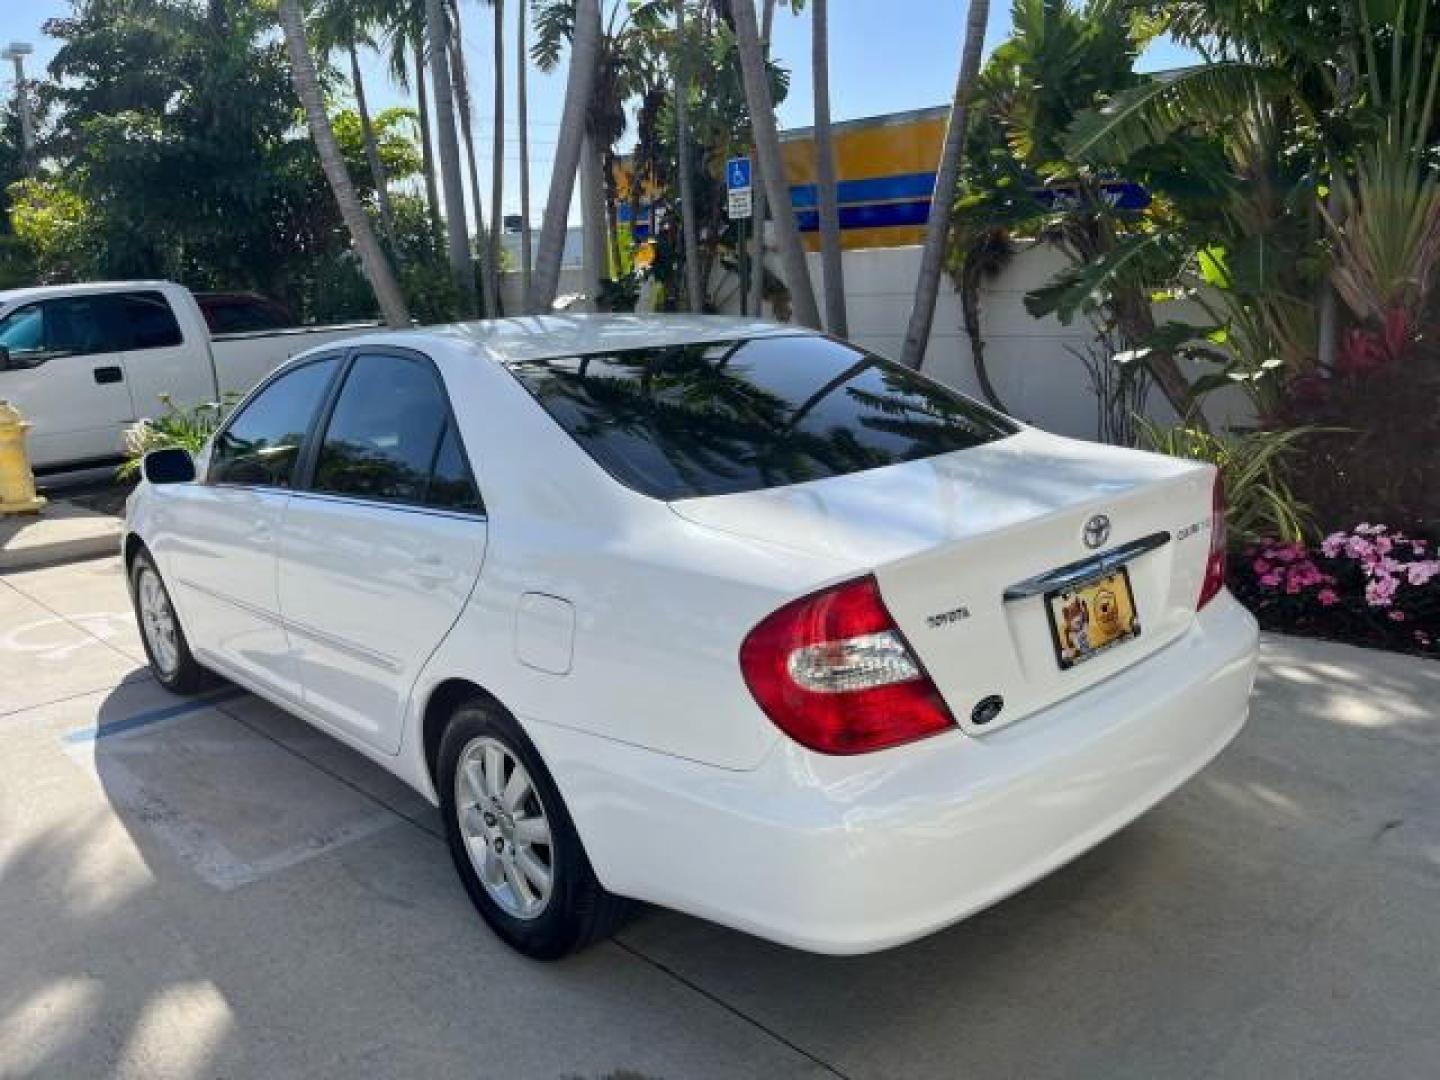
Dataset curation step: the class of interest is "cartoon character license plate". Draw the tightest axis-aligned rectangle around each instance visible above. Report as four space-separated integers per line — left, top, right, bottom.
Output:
1046 567 1141 671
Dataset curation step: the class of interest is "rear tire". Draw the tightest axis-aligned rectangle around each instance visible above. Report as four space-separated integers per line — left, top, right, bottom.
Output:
129 549 216 695
439 699 631 959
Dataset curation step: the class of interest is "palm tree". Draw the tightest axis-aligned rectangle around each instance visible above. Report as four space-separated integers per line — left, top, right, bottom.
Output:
446 16 498 315
899 0 989 370
381 2 444 244
277 0 410 326
313 0 399 248
529 0 602 311
811 0 845 334
445 6 497 315
730 0 820 329
747 0 777 317
426 0 479 316
516 0 533 295
674 0 704 311
488 0 506 312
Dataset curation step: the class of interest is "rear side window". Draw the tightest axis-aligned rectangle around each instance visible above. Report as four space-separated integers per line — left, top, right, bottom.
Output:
312 353 481 511
200 295 294 334
506 335 1017 500
426 422 483 512
114 291 183 350
209 357 339 487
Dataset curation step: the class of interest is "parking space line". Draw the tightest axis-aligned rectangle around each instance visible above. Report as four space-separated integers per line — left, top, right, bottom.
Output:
211 699 445 841
62 686 248 744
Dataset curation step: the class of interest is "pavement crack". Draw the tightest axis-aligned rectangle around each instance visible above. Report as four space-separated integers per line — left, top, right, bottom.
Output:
611 937 852 1079
1372 818 1404 841
0 669 154 720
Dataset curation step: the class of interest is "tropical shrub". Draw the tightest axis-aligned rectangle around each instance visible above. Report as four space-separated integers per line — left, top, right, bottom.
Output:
1231 526 1439 657
1137 420 1318 543
119 396 232 478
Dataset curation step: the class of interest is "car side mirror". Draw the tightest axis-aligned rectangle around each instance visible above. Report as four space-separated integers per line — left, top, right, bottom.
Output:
141 446 197 485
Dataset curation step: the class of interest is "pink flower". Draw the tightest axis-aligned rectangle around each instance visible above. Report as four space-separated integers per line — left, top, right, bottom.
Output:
1346 536 1375 561
1253 558 1272 575
1321 533 1346 558
1388 610 1406 623
1366 577 1398 607
1260 571 1283 588
1406 561 1440 587
1317 588 1339 607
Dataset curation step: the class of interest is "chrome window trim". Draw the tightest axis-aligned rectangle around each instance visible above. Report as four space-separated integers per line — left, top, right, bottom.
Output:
287 488 487 523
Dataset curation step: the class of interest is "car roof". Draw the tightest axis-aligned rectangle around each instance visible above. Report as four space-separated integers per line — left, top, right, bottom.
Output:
0 280 177 306
426 313 807 364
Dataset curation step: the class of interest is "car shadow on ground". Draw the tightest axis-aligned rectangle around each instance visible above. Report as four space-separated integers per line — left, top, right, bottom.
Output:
5 634 1435 1079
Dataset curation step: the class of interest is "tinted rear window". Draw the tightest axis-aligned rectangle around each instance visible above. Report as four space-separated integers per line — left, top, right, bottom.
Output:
506 335 1016 500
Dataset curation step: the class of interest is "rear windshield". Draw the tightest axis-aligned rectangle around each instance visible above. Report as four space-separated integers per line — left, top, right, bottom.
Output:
506 334 1017 500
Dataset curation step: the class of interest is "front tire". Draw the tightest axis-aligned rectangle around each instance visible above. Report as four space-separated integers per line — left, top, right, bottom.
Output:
439 700 631 959
130 549 215 694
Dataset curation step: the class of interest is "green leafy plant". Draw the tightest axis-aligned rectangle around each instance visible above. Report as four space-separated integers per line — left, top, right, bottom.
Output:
1325 0 1440 344
119 396 234 479
1137 418 1321 543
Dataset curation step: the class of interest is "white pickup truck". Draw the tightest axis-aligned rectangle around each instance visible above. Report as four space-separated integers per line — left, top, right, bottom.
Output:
0 280 378 473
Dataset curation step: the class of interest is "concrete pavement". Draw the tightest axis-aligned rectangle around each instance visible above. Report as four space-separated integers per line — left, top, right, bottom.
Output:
1 556 1436 1079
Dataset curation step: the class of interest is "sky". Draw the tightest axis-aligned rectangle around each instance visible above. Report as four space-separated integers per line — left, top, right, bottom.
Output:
0 1 1198 227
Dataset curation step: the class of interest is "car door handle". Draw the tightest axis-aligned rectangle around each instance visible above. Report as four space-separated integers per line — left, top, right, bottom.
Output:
409 555 456 586
93 365 124 385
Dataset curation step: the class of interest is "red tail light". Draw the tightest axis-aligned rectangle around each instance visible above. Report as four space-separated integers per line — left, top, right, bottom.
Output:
1198 471 1227 609
739 575 956 755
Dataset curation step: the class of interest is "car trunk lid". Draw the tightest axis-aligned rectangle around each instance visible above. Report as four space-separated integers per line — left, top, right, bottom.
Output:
672 428 1217 736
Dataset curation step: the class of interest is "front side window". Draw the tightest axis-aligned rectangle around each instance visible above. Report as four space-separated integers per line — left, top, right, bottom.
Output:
0 296 128 366
313 353 479 511
505 334 1018 500
209 357 339 487
0 306 45 362
115 291 183 350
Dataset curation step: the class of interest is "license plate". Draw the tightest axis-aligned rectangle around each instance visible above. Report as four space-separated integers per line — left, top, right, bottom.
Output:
1045 567 1141 671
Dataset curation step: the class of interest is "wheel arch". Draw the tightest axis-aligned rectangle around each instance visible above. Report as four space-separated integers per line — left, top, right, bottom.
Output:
123 531 147 573
420 677 512 792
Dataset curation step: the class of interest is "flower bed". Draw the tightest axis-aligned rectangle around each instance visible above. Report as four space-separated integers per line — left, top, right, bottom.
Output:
1229 525 1439 658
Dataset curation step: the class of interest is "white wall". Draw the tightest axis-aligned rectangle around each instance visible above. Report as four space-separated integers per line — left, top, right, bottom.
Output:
737 240 1255 441
497 266 585 316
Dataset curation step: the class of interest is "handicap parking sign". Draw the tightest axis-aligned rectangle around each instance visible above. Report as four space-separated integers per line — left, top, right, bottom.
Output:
726 157 752 192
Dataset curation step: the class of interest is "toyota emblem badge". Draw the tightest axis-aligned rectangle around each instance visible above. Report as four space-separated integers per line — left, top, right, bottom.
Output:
1083 514 1111 549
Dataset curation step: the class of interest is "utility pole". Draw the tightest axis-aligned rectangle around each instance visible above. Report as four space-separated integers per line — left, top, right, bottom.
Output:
3 42 36 175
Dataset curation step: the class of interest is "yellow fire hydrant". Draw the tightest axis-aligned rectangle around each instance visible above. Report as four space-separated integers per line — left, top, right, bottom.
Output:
0 400 47 515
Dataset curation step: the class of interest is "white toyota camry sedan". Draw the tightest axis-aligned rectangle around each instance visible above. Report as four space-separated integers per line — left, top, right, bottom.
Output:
124 315 1259 958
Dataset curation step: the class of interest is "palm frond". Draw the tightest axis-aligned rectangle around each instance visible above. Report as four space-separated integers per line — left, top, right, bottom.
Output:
1064 61 1288 165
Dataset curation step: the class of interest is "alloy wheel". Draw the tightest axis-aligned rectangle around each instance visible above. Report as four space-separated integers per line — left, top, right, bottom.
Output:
453 735 554 920
137 568 180 676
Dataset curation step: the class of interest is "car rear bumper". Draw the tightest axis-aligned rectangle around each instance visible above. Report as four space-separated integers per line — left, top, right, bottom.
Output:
528 591 1259 954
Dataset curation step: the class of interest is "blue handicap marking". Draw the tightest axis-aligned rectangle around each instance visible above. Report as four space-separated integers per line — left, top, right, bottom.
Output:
726 157 752 191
